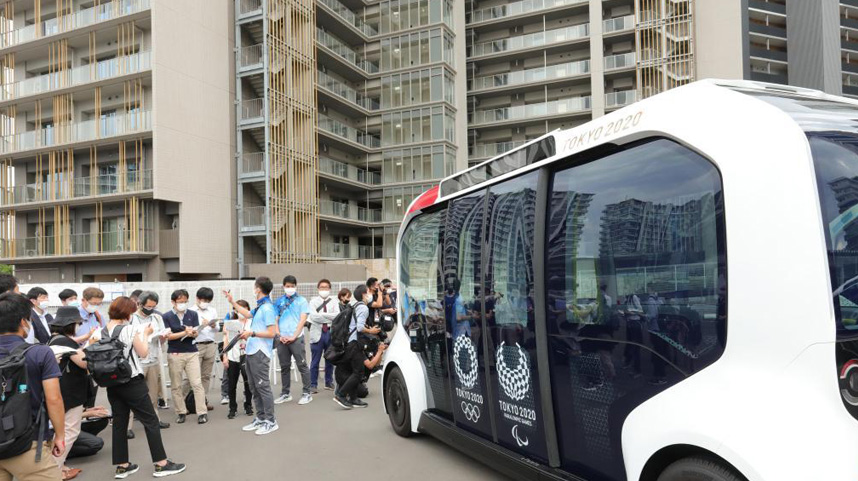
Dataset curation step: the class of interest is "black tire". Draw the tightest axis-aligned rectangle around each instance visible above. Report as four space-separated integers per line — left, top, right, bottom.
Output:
657 456 744 481
384 366 413 437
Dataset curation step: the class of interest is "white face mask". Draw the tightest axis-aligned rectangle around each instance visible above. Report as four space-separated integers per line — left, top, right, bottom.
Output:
348 298 357 306
38 301 49 311
198 302 210 310
364 294 373 304
175 303 187 313
85 304 99 314
284 287 297 297
68 300 80 308
318 290 330 299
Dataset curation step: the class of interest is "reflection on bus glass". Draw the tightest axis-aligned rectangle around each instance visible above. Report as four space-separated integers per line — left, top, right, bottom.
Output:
546 139 727 480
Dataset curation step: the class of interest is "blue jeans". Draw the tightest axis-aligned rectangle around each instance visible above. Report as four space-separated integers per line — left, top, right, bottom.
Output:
310 330 333 388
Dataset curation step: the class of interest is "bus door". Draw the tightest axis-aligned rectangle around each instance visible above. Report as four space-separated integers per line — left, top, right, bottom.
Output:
443 190 494 439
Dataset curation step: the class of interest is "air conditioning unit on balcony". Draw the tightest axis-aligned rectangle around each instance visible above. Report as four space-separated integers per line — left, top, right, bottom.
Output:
25 249 37 257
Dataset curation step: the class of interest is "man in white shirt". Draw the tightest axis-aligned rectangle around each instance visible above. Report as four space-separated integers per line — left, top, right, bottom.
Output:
26 287 52 344
131 291 170 429
307 279 340 393
188 287 218 411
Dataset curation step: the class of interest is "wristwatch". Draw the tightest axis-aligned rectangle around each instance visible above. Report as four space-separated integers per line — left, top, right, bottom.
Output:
251 332 256 338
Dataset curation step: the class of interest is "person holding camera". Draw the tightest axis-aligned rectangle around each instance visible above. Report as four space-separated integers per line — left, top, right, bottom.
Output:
162 290 207 425
333 284 384 409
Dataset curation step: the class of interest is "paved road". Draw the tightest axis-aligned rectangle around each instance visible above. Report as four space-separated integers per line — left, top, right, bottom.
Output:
69 377 509 481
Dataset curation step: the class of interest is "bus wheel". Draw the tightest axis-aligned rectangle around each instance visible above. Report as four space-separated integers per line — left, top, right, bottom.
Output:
657 456 744 481
385 367 413 437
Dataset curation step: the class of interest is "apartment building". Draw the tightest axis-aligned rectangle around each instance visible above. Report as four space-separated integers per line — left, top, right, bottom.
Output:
0 0 235 283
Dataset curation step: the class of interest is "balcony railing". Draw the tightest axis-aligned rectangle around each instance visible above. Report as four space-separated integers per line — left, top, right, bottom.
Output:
606 89 637 108
470 23 589 58
470 59 590 91
603 15 635 34
1 51 150 101
319 199 382 223
318 115 381 148
318 0 378 36
239 152 265 176
0 111 151 155
604 52 636 70
240 206 266 231
319 157 381 185
317 29 379 73
320 242 378 259
1 229 154 259
471 140 529 159
468 0 587 24
238 0 263 16
471 96 591 125
238 44 263 70
317 70 380 111
0 0 151 49
240 98 264 122
1 170 152 207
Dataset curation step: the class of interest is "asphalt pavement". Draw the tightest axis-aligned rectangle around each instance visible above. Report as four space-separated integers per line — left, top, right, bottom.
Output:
68 377 510 481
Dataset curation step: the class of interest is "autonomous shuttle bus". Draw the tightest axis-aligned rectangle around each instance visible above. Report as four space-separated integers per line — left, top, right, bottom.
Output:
381 79 858 481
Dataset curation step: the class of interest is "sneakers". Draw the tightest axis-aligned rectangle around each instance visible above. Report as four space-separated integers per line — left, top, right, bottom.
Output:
244 407 254 417
324 384 335 391
242 418 263 432
227 411 236 420
158 421 170 429
333 394 353 410
153 460 186 478
298 393 313 405
176 414 186 424
255 421 279 436
309 386 319 394
197 414 208 425
127 430 135 439
274 394 292 404
220 397 229 405
350 398 368 408
115 463 139 479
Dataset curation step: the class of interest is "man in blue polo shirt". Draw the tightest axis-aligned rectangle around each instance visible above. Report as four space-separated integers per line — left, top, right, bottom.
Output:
162 289 208 425
273 275 312 406
225 276 279 435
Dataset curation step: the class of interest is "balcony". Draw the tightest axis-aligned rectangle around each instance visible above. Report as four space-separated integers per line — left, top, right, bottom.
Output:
318 0 378 37
471 95 592 126
0 111 151 156
317 70 380 111
0 0 150 50
318 115 381 149
320 242 377 259
467 0 588 25
1 170 152 208
1 51 150 103
471 140 529 160
844 38 858 53
604 52 636 71
749 0 786 15
319 199 382 223
238 0 263 19
319 157 381 186
317 29 379 74
239 152 265 178
239 98 264 124
749 21 787 39
470 23 589 58
470 59 590 92
605 90 637 108
238 44 263 71
1 230 155 261
603 15 635 34
240 206 266 232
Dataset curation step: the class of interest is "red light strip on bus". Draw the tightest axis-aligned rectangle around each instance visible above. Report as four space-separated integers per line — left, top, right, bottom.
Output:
407 185 439 214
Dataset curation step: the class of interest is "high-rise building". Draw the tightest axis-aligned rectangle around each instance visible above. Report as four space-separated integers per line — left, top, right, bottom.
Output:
0 0 235 283
5 0 858 282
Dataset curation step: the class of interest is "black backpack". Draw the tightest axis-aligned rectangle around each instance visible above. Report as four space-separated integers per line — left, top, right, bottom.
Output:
324 303 356 364
0 343 44 461
85 325 136 388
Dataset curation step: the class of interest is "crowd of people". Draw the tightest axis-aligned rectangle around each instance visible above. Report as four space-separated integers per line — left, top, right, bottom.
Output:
0 273 398 480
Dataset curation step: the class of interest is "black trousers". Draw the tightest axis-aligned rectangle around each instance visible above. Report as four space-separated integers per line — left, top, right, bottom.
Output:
336 341 366 399
227 356 252 413
107 375 168 465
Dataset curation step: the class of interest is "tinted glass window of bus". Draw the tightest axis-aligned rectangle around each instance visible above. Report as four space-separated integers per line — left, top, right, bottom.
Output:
484 171 549 461
400 210 454 415
546 139 727 480
809 132 858 340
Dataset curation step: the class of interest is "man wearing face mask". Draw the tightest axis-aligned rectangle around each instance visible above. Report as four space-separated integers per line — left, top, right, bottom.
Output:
59 289 79 307
162 289 208 424
187 287 218 410
26 287 52 344
75 287 104 346
273 275 312 405
307 279 339 393
131 291 170 429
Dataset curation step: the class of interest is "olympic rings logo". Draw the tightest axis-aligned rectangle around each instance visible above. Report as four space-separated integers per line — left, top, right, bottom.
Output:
461 401 481 423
